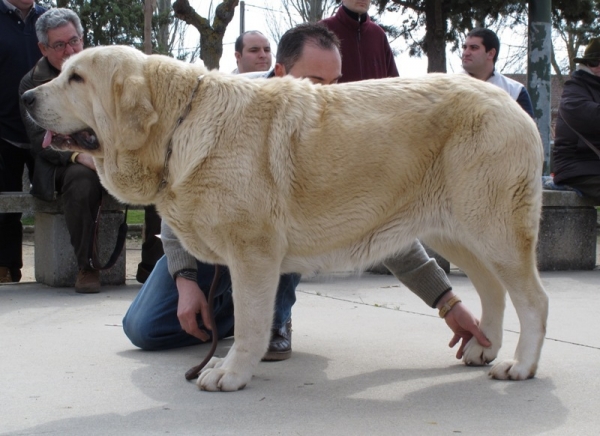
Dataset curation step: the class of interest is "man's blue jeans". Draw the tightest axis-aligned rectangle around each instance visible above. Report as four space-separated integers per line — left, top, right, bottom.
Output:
122 256 299 350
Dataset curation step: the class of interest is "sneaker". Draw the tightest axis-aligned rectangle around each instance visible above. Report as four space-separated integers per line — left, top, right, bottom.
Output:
262 319 292 361
0 267 12 283
75 268 101 294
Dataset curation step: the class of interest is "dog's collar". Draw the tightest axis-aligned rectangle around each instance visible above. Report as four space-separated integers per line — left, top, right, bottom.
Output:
158 74 205 192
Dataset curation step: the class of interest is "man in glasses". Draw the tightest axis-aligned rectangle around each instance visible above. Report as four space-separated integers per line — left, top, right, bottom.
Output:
0 0 46 284
461 28 534 118
18 8 105 294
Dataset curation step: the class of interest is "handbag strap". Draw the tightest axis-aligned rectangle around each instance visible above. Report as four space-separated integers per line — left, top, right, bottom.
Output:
559 108 600 159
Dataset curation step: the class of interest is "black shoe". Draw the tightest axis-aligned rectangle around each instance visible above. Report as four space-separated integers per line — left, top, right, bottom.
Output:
262 319 292 361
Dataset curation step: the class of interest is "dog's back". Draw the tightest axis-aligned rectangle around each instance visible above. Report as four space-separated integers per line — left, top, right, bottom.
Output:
261 74 543 273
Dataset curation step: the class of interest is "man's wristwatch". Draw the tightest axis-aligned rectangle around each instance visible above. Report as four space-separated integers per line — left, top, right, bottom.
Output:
174 268 198 282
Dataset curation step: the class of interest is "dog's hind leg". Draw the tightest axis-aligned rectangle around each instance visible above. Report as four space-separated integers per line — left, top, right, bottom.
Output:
488 255 548 380
425 237 506 366
197 248 283 392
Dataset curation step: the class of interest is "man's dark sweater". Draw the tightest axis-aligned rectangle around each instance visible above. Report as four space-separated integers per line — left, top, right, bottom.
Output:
0 1 46 144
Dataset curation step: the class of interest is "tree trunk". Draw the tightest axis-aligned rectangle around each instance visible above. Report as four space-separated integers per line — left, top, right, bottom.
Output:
423 0 447 73
157 0 171 53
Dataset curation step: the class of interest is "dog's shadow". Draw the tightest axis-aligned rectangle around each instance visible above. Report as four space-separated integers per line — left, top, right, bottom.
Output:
108 343 566 434
4 342 567 435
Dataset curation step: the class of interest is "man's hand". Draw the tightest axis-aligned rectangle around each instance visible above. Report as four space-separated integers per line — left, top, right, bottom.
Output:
75 153 96 171
437 291 491 359
176 276 211 342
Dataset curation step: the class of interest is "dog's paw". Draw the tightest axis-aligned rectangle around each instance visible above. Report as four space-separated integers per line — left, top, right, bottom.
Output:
201 356 224 370
461 336 499 366
196 366 251 392
489 359 536 380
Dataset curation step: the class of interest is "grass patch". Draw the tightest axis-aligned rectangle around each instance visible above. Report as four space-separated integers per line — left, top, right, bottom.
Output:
22 216 34 226
126 209 145 225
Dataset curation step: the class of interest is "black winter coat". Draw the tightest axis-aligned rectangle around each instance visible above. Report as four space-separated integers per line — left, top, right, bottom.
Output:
553 69 600 183
19 57 76 201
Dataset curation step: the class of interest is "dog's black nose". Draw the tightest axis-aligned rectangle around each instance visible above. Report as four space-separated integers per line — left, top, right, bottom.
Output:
21 90 36 108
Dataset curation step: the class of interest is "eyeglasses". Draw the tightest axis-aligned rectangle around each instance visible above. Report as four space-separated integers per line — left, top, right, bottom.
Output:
584 59 600 68
46 37 82 52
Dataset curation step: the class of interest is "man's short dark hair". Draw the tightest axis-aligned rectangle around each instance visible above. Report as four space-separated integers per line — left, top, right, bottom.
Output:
467 28 500 64
234 30 266 54
276 23 341 72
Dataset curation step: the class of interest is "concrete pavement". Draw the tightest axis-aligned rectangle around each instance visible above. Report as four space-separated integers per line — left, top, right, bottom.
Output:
1 245 600 434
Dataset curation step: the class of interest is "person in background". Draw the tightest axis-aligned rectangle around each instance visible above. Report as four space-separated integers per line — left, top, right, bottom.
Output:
19 8 105 293
232 30 272 74
322 3 487 357
552 38 600 198
17 8 162 290
135 206 164 284
0 0 46 283
461 27 534 117
320 0 398 83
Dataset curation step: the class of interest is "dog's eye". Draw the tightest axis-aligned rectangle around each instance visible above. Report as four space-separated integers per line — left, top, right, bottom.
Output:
68 73 84 83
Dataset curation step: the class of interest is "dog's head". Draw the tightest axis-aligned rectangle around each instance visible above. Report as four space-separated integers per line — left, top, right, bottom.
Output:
21 45 159 155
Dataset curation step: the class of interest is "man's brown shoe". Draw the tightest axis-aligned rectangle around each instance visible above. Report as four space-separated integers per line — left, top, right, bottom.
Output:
75 269 101 294
262 319 292 361
0 267 12 283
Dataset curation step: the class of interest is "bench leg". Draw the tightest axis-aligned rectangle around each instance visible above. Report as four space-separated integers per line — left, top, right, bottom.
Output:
34 211 126 287
536 206 597 271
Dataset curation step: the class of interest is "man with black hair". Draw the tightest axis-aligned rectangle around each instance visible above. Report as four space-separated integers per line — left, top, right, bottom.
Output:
461 27 534 117
232 30 272 74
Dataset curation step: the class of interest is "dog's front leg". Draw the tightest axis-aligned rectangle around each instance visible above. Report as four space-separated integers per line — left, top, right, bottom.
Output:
197 258 281 392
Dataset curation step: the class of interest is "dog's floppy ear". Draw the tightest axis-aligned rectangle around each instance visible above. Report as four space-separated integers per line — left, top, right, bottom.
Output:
113 76 158 149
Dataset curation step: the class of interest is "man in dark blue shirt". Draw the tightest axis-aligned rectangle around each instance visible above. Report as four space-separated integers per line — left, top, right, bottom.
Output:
0 0 46 283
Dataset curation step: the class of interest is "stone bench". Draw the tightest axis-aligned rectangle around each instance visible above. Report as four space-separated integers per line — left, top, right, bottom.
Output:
0 191 127 286
370 189 598 275
538 190 597 271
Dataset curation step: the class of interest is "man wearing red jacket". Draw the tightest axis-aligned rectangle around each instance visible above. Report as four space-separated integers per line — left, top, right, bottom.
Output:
320 0 398 83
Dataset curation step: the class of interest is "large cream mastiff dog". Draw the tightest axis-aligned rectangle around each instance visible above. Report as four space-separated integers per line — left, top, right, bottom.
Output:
22 46 548 392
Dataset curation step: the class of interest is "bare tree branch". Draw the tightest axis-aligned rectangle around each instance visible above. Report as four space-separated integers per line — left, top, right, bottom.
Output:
172 0 239 69
264 0 337 45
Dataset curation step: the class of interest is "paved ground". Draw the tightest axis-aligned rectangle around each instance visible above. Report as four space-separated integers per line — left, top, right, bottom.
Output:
2 236 600 435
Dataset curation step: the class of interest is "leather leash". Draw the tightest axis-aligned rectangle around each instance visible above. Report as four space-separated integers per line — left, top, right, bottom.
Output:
90 195 219 380
89 197 129 270
185 264 221 381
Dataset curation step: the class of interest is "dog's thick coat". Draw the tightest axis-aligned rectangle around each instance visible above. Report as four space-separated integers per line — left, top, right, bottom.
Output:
22 46 548 391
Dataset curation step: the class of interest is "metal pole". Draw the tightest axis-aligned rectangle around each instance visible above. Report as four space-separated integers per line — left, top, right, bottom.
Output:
240 1 245 35
528 0 552 175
